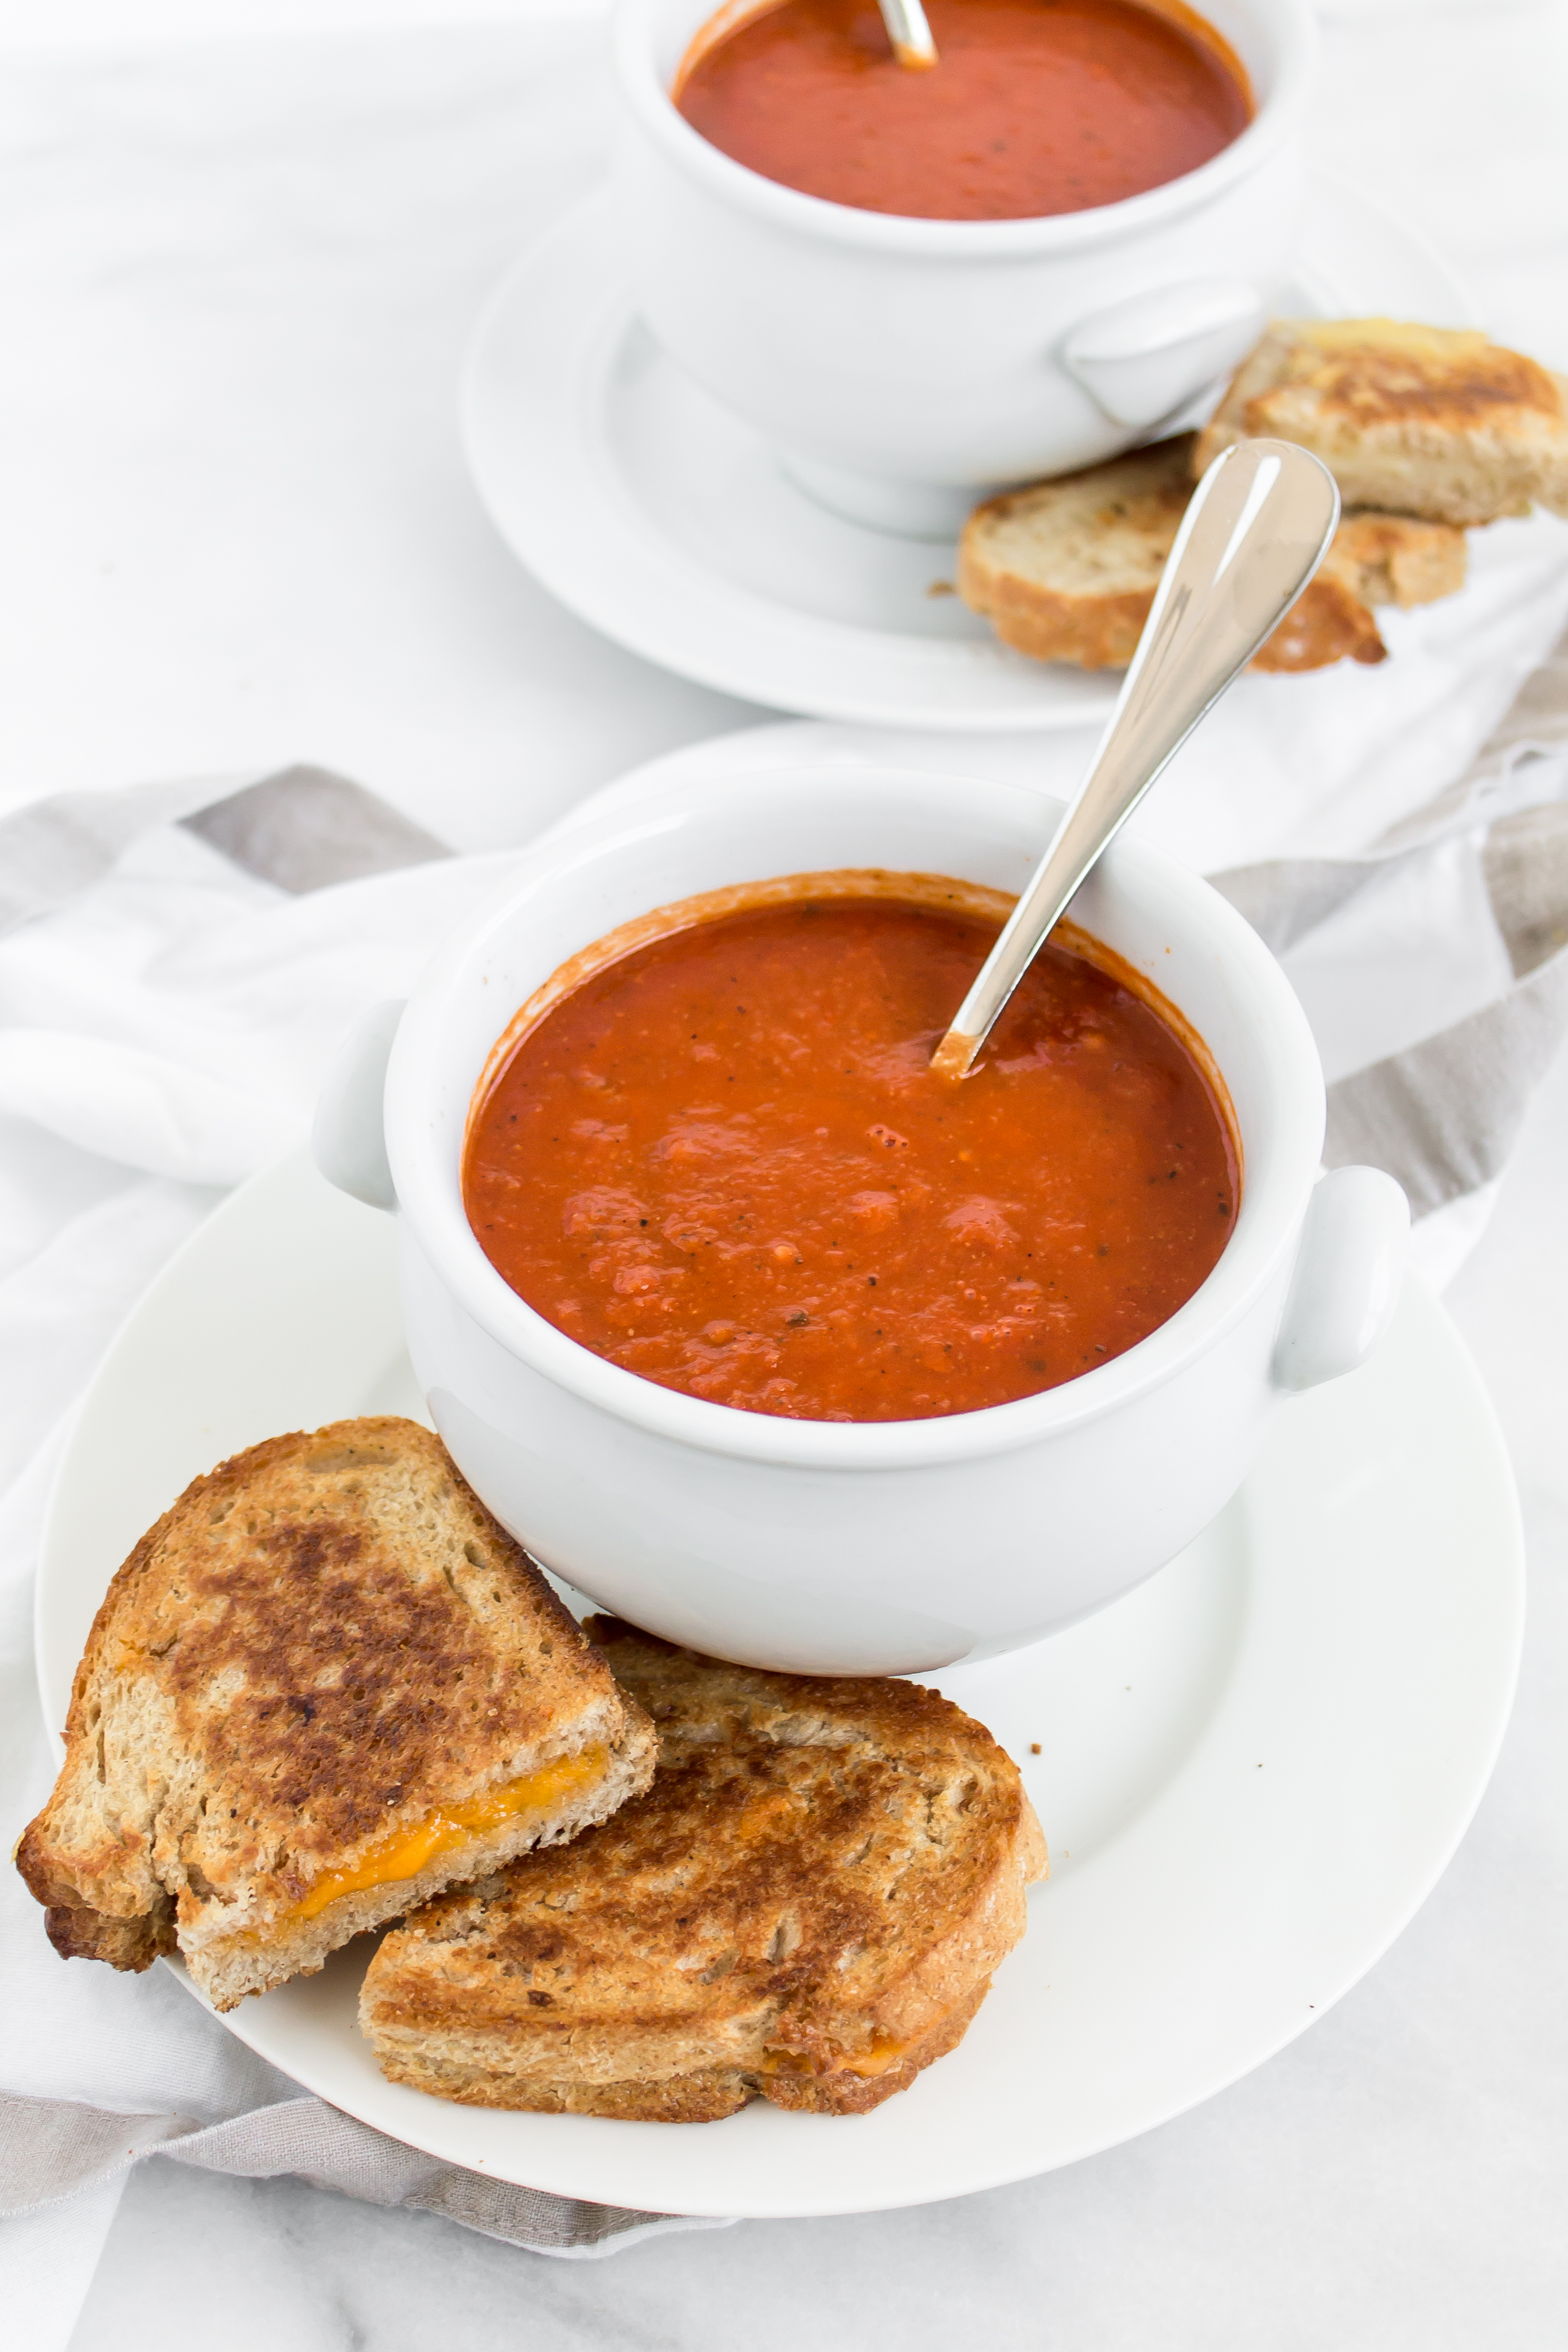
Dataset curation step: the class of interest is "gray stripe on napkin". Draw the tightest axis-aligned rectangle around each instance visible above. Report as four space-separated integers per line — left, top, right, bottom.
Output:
0 2091 193 2205
1472 621 1568 765
0 765 448 939
1221 799 1568 1218
1377 620 1568 851
1324 946 1568 1219
1207 858 1379 957
1484 800 1568 977
0 2091 725 2256
0 773 246 934
1215 618 1568 959
181 766 449 892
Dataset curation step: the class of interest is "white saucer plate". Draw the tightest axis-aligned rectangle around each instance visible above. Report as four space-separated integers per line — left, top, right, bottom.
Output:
462 180 1471 730
37 1152 1520 2219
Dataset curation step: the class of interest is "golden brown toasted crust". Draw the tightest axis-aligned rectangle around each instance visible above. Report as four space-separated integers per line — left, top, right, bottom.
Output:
1252 508 1468 672
1193 320 1568 526
17 1420 656 2009
959 437 1467 673
376 1977 993 2121
30 1885 176 1970
362 1620 1048 2121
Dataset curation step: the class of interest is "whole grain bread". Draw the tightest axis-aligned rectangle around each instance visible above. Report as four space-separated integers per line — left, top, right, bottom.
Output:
958 436 1466 672
361 1620 1048 2121
16 1420 656 2010
1192 319 1568 526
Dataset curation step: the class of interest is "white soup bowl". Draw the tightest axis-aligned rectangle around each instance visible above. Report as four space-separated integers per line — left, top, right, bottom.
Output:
613 0 1317 535
314 766 1407 1675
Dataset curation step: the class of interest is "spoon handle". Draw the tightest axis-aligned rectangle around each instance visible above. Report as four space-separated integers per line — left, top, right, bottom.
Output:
879 0 938 69
931 437 1340 1079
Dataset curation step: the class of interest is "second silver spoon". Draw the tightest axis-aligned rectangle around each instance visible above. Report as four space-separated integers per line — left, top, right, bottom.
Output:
931 436 1340 1080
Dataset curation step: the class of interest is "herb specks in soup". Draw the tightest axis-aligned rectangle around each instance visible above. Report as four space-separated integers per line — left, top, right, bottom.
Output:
462 892 1239 1423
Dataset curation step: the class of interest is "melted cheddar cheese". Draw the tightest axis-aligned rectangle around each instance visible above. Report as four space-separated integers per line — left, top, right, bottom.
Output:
290 1745 608 1921
759 2032 915 2082
1295 318 1491 362
841 2034 915 2079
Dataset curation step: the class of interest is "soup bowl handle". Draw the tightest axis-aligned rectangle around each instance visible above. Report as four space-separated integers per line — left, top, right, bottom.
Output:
313 998 406 1212
1271 1165 1410 1394
1061 280 1267 431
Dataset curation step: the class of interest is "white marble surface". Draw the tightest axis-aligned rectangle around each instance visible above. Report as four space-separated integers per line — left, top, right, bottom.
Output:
2 1 1566 2344
0 3 760 843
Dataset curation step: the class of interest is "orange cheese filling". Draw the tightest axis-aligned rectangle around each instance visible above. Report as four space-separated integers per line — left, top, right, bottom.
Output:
759 2032 915 2081
290 1745 608 1921
840 2034 916 2080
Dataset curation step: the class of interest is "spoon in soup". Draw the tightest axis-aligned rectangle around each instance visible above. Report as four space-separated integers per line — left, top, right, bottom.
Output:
931 437 1340 1080
879 0 939 69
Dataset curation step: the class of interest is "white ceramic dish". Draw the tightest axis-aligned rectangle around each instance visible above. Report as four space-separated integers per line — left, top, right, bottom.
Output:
615 0 1315 532
35 1150 1522 2218
460 178 1470 728
313 761 1407 1675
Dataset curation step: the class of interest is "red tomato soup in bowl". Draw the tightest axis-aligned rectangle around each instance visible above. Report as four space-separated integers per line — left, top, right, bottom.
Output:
673 0 1253 222
462 876 1239 1425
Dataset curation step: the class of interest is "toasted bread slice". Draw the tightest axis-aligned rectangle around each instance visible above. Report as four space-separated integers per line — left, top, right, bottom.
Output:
1256 508 1468 672
361 1620 1047 2120
1193 319 1568 526
958 437 1467 672
17 1420 656 2010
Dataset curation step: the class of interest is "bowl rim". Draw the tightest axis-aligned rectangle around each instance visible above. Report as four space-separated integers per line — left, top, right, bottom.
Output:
612 0 1320 259
386 765 1326 1472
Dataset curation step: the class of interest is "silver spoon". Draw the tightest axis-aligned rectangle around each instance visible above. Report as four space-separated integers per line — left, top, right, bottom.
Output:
880 0 938 69
930 437 1340 1080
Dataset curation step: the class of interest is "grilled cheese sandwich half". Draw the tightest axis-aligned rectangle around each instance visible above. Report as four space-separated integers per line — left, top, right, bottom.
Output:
361 1620 1047 2120
959 435 1466 673
1193 318 1568 526
17 1420 656 2010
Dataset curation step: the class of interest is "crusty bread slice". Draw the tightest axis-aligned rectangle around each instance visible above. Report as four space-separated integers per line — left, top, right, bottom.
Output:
1192 319 1568 526
361 1620 1047 2120
958 436 1466 672
17 1420 656 2011
960 440 1197 670
1256 508 1468 672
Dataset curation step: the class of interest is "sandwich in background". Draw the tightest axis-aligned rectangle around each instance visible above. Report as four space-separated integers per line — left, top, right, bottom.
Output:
960 317 1568 672
1193 318 1568 525
959 436 1465 672
361 1619 1048 2121
17 1418 656 2011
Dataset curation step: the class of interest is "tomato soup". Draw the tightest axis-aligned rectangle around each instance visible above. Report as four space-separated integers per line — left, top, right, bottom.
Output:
462 880 1239 1424
673 0 1252 223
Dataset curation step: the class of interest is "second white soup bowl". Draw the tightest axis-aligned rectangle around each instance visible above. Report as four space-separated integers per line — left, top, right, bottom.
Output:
316 767 1407 1676
613 0 1317 535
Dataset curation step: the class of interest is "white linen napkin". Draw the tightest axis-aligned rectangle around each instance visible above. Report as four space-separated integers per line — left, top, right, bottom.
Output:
5 590 1568 2324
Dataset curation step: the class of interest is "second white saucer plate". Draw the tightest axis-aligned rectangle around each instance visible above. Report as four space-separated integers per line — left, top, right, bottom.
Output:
461 181 1470 730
